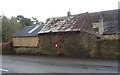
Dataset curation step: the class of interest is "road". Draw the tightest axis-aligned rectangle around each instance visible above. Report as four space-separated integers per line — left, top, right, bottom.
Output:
1 55 119 74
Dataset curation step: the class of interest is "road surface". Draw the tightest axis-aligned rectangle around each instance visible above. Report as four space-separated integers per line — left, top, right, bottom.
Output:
1 55 119 74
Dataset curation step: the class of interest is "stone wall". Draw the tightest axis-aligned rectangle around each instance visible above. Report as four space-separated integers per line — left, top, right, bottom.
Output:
2 42 13 54
39 32 98 57
97 38 119 59
14 47 40 55
102 35 119 39
13 32 119 59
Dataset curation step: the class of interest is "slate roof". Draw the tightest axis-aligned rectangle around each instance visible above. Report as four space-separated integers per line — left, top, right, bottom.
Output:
90 9 119 35
12 24 44 37
103 20 119 35
91 9 118 22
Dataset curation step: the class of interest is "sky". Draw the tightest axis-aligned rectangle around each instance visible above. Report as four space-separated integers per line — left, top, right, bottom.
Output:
0 0 119 22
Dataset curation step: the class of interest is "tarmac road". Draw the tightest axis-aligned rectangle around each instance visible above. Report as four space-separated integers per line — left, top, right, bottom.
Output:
1 55 119 73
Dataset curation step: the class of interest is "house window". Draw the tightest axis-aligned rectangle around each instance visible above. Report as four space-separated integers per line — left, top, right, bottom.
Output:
94 28 99 32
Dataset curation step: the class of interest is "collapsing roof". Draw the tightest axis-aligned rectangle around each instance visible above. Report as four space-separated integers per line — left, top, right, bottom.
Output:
12 24 44 37
38 12 97 36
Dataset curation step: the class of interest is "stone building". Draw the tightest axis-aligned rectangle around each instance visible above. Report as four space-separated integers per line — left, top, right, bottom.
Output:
38 13 100 57
91 9 119 38
12 9 119 58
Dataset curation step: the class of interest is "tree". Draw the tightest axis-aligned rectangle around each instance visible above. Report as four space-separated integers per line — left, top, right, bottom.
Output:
0 16 2 42
2 16 22 42
32 17 44 25
2 16 9 41
32 17 39 25
16 15 33 27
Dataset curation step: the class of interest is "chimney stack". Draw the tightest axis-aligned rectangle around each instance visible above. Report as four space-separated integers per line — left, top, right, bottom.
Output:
67 11 71 16
98 15 104 35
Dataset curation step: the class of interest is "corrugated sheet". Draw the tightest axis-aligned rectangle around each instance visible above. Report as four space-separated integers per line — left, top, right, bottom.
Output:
12 24 44 37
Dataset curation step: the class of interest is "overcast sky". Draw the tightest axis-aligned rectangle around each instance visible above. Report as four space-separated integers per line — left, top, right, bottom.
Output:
0 0 119 22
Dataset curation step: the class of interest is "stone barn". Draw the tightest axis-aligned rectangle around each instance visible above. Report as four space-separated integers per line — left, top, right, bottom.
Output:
38 13 101 57
12 24 44 54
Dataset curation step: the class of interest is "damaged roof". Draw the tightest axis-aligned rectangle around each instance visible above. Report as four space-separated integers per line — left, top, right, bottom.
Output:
38 9 119 35
12 24 44 37
38 12 97 36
